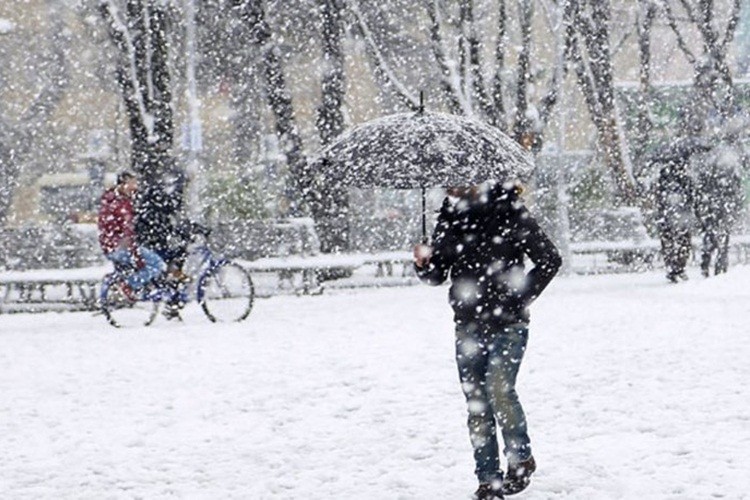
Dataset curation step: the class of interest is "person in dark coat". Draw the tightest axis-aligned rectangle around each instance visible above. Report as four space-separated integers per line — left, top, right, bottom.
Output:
413 181 561 500
135 177 192 318
654 158 695 282
135 182 180 263
693 149 744 276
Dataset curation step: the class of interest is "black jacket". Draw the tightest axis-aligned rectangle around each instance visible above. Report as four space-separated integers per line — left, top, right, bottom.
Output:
416 183 562 326
694 163 743 231
655 161 695 232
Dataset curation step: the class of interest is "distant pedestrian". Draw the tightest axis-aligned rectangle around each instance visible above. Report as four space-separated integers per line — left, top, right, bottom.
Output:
694 147 744 276
98 172 165 297
414 181 561 500
654 158 695 283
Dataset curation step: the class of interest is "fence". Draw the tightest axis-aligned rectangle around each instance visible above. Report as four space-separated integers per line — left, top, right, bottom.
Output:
2 238 750 315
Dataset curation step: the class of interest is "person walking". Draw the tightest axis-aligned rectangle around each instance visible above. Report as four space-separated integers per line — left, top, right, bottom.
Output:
98 171 165 298
654 158 695 282
413 181 561 500
693 147 744 276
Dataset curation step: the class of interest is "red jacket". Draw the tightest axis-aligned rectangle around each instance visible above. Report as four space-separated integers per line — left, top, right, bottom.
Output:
98 188 136 254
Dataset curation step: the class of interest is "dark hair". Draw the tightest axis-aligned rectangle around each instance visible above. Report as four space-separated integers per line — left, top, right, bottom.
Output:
116 171 136 185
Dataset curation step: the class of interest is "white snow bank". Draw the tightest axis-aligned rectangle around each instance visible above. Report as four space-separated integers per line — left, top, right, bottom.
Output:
1 267 749 498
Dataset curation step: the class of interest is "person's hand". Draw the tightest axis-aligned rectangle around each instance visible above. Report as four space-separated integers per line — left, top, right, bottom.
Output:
413 244 433 269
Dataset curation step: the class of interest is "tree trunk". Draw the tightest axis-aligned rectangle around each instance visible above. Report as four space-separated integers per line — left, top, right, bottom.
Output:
101 0 180 253
0 136 21 226
490 0 508 130
513 0 533 148
569 0 637 204
597 115 636 205
314 0 350 253
632 0 656 178
240 0 309 215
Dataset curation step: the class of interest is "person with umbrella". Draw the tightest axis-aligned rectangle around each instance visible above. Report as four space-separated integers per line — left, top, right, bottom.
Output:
653 156 695 283
414 180 561 500
314 107 554 498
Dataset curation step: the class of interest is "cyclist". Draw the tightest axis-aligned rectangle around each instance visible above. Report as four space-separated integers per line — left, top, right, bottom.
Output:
98 171 166 299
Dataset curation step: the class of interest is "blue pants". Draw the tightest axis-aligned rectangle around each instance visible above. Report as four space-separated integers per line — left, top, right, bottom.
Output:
455 322 531 483
106 247 165 290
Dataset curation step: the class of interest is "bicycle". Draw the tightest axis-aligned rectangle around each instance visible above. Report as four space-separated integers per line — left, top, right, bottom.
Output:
99 227 254 328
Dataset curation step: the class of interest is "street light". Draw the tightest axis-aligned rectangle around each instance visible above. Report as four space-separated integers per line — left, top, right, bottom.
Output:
184 0 203 220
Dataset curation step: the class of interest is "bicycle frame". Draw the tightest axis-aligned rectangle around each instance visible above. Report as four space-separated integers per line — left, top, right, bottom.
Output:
189 243 231 305
101 241 228 306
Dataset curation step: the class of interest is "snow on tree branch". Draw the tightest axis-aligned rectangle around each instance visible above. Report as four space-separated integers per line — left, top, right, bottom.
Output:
465 0 495 121
425 0 467 115
349 1 420 112
100 0 156 141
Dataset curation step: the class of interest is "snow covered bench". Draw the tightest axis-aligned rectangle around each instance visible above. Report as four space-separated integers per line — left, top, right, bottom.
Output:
0 266 107 313
570 239 661 272
569 235 750 273
239 251 416 295
0 253 419 314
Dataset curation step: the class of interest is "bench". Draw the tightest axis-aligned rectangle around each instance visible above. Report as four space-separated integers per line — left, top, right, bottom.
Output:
240 251 416 295
0 267 107 313
570 239 661 272
570 235 750 272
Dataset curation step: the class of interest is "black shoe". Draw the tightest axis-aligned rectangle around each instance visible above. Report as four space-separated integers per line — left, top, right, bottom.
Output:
162 305 183 321
678 272 689 281
474 479 504 500
503 456 536 496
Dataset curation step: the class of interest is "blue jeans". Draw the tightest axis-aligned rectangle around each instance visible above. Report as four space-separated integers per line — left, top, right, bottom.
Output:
455 322 531 483
106 247 165 290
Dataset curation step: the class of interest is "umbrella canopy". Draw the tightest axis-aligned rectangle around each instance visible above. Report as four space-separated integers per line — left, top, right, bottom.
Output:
646 136 712 164
311 111 534 189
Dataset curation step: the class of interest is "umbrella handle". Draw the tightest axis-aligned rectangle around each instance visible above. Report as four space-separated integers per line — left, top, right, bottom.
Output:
421 185 428 244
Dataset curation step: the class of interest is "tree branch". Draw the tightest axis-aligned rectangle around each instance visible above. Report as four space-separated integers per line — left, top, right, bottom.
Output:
660 0 697 65
465 0 496 121
720 0 742 53
491 0 508 130
349 1 420 111
425 0 465 114
100 0 155 138
513 0 533 142
539 0 572 129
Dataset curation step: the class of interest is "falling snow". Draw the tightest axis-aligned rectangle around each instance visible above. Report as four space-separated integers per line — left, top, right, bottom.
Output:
1 1 749 498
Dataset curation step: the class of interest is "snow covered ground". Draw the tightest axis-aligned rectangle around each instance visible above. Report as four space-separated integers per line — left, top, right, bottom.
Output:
1 266 749 499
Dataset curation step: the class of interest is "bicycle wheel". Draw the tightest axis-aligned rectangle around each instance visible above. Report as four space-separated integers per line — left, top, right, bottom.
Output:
198 263 254 323
100 277 159 328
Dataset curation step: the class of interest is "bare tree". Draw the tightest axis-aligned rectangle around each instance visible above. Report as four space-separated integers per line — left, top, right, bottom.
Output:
317 0 346 146
631 0 657 175
235 0 309 215
313 0 350 252
100 0 184 257
661 0 743 126
568 0 637 204
100 0 176 185
351 0 569 154
236 0 351 251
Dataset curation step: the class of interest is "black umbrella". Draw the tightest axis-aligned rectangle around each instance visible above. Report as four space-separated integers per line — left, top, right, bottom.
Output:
312 110 534 242
647 136 712 164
